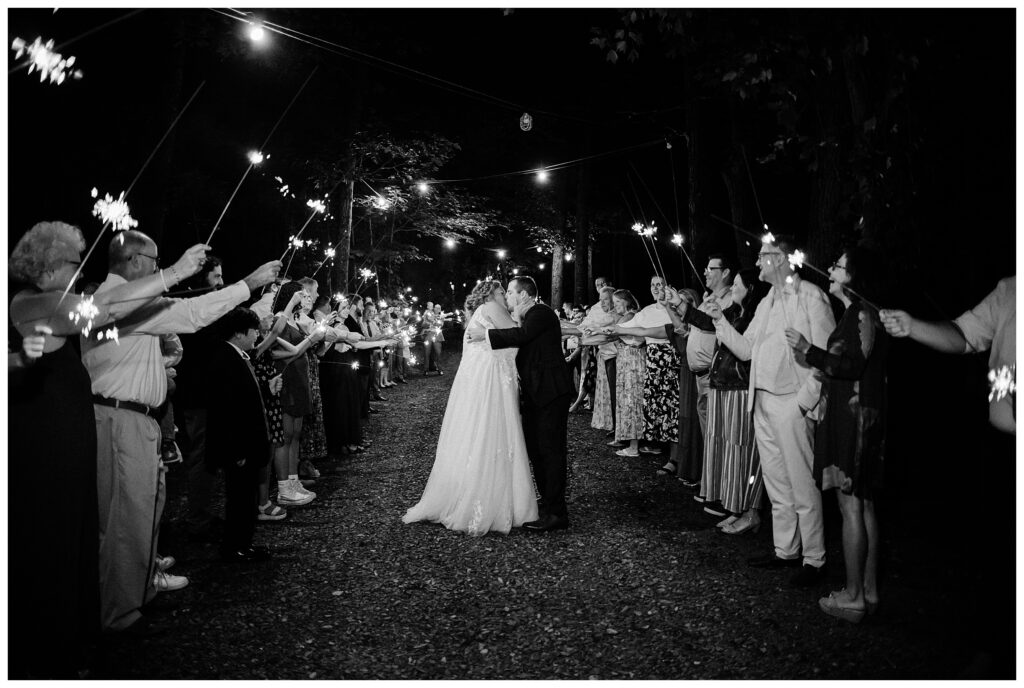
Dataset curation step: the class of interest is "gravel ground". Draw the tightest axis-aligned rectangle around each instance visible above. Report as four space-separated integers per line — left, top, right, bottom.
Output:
97 351 1006 679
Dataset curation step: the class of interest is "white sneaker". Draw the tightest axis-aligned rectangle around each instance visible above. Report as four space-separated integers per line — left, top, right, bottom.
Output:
155 554 176 571
153 571 189 592
291 478 316 499
277 481 314 506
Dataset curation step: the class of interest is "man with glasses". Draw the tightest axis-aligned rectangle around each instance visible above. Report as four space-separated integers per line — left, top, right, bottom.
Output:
684 254 735 491
708 234 835 587
82 230 281 633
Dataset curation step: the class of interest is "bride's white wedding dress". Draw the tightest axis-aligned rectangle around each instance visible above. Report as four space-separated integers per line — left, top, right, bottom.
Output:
402 304 538 535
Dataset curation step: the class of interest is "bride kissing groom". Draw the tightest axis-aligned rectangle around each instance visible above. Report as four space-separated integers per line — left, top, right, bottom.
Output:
402 276 575 536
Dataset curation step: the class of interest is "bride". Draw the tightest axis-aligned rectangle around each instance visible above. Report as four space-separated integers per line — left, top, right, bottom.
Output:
402 280 538 536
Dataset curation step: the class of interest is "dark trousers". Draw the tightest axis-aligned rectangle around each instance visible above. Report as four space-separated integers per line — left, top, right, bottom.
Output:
604 357 617 429
178 408 217 528
222 459 258 552
522 393 572 519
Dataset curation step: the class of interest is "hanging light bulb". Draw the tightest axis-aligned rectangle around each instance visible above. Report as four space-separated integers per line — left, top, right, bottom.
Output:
536 169 549 184
417 182 430 195
445 238 455 249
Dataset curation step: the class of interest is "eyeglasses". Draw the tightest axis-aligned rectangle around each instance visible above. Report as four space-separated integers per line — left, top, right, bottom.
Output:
705 266 724 271
135 251 160 264
830 263 848 272
757 252 782 260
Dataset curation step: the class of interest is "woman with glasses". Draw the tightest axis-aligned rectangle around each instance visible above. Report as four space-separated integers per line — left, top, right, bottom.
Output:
785 246 888 623
8 221 208 677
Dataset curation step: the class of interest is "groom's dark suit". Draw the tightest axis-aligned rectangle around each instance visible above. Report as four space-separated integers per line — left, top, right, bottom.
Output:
488 303 575 520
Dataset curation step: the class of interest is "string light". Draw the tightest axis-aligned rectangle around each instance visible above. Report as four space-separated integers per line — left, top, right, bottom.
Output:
444 238 455 249
538 263 545 270
565 252 573 262
497 249 507 259
536 169 549 184
417 182 430 195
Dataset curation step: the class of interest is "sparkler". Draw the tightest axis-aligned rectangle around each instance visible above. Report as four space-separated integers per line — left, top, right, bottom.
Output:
631 222 662 278
988 365 1016 403
53 81 207 317
10 36 83 85
280 200 328 275
69 295 100 337
95 325 120 345
206 67 318 245
91 188 139 233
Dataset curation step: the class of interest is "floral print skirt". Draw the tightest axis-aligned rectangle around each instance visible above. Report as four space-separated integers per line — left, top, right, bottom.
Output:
642 342 680 444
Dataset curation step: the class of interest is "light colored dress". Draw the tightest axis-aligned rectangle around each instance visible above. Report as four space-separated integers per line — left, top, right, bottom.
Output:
403 304 538 535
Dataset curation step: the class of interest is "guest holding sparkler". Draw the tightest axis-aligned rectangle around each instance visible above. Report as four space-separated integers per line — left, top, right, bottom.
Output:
587 286 620 437
296 278 328 482
606 290 645 457
672 270 770 533
420 309 445 375
568 278 612 413
707 234 835 587
658 288 705 484
79 228 279 633
784 247 887 622
608 275 678 458
320 299 375 456
269 281 325 507
8 221 209 671
253 313 289 522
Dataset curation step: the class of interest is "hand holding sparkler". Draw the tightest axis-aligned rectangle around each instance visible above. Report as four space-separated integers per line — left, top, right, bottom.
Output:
269 374 283 396
784 328 812 354
242 261 283 293
20 325 52 363
705 300 725 322
169 244 212 284
878 309 913 338
662 285 683 308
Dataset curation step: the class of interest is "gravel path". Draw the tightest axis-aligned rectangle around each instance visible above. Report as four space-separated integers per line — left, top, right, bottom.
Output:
98 352 993 679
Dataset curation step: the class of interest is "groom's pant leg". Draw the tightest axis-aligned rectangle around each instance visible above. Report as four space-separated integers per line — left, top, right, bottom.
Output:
535 394 572 520
522 402 546 515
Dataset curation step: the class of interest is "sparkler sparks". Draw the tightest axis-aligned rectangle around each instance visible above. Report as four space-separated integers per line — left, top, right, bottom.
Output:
324 247 336 259
69 296 100 337
11 36 83 85
96 326 120 345
247 150 265 165
91 189 139 231
671 234 684 247
788 250 806 270
762 231 776 244
306 198 326 214
988 365 1016 403
359 268 376 281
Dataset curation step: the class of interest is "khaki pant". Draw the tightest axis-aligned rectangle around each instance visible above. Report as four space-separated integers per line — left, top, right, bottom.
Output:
95 405 165 631
752 390 825 567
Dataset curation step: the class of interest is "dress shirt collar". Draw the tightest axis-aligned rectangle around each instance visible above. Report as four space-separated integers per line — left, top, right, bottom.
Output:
227 341 251 361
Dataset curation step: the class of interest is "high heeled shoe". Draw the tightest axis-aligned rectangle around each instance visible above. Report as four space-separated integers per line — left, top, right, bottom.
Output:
721 512 761 535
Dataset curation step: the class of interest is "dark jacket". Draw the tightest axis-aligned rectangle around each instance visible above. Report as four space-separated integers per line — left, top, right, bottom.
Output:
205 341 271 468
684 304 753 391
488 303 574 408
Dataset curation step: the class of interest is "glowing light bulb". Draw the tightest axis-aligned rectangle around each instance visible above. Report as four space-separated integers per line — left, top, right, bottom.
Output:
497 250 507 259
445 239 455 249
536 169 549 183
538 263 545 270
565 252 573 262
248 23 266 43
417 182 430 194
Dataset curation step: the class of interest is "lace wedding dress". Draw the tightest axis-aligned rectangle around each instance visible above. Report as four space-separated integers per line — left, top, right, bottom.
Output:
402 304 538 535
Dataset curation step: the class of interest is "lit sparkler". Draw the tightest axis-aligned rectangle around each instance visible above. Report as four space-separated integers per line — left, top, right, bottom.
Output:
306 198 326 214
671 234 683 247
247 150 265 165
95 325 120 345
788 250 806 270
69 296 100 337
91 189 139 232
324 247 336 259
762 231 776 244
988 365 1016 403
11 36 83 85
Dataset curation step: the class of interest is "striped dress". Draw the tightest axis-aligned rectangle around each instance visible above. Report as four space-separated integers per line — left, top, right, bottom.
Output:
705 387 764 513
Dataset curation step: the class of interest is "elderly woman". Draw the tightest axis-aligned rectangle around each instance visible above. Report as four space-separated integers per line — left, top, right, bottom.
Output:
786 247 887 623
610 275 679 457
606 289 645 456
8 221 206 676
587 286 622 435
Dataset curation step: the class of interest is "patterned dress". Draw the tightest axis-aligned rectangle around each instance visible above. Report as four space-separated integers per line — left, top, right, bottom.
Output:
591 353 614 431
642 342 681 443
613 337 646 442
301 348 328 460
254 350 285 445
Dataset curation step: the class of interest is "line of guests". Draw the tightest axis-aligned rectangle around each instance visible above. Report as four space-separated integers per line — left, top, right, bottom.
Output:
564 238 891 624
6 220 453 677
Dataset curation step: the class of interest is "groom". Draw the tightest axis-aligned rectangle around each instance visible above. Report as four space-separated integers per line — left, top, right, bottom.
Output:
470 276 575 531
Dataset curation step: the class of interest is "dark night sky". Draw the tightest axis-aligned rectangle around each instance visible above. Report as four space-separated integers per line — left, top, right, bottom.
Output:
6 7 1016 312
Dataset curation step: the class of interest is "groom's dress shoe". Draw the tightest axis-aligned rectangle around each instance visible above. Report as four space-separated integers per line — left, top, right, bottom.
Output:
524 514 570 532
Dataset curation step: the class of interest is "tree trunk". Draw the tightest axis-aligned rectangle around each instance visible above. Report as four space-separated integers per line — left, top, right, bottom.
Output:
587 243 593 292
332 177 354 293
551 244 564 308
574 166 591 306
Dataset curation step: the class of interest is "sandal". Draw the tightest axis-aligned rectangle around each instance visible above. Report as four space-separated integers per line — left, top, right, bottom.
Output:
818 591 866 624
615 448 640 458
656 461 678 476
638 445 662 456
606 440 628 448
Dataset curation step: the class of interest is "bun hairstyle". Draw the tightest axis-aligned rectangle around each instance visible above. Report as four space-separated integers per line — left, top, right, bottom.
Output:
465 280 501 313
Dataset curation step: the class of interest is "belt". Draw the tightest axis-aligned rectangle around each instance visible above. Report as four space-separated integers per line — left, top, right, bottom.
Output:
92 395 160 419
